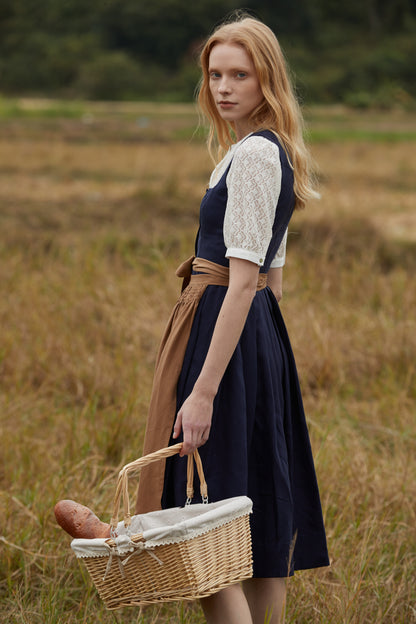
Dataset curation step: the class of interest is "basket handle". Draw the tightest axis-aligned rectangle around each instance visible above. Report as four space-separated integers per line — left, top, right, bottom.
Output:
186 450 208 505
110 443 208 530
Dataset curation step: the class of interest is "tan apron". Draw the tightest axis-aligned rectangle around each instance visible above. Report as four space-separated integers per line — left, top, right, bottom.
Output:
135 256 267 514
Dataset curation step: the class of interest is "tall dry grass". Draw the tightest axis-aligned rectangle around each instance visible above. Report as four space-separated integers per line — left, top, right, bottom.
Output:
0 103 415 623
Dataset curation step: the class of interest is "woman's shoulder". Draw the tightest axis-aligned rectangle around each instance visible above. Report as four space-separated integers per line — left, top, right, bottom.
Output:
232 132 281 165
244 130 292 170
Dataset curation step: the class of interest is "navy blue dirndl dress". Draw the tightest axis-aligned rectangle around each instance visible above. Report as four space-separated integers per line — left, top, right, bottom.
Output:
162 130 329 577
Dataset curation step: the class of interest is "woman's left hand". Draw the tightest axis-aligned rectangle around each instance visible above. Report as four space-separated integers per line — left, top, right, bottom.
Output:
173 259 259 457
173 390 213 456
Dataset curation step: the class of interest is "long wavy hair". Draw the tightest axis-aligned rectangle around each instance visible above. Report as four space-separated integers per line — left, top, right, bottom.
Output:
198 15 317 210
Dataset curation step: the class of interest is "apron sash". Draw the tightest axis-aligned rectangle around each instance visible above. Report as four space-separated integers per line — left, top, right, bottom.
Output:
135 256 267 513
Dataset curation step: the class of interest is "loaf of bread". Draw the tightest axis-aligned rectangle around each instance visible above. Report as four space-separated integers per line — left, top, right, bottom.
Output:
54 500 112 539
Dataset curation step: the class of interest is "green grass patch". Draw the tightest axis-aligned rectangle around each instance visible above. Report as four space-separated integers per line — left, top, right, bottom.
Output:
309 128 416 142
0 97 86 120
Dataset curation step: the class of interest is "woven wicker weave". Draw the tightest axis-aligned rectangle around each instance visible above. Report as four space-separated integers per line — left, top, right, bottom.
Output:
71 444 253 609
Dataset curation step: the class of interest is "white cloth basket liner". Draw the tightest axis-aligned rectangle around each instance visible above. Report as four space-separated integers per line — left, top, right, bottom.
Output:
71 495 252 558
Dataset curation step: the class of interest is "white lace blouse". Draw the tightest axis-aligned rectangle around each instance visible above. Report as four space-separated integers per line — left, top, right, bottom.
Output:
209 134 288 268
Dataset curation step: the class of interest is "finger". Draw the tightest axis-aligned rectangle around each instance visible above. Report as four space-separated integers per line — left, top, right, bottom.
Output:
172 412 182 440
180 428 193 456
182 427 201 456
199 427 211 444
181 439 195 456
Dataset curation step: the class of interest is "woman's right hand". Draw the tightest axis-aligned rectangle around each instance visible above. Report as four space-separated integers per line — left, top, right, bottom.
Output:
268 266 283 302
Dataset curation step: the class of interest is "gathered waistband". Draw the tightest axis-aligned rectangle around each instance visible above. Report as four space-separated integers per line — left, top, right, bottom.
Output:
176 255 267 291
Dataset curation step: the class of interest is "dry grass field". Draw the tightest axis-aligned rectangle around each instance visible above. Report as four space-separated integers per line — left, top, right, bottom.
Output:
0 101 415 623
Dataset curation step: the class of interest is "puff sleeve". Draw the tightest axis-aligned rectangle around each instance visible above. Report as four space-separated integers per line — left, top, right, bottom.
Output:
224 136 283 267
270 229 287 268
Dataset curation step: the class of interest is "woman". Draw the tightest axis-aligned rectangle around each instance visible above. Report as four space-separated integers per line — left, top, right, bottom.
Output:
136 14 329 624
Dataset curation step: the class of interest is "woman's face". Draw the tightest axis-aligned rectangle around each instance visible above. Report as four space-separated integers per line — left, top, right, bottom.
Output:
208 42 264 140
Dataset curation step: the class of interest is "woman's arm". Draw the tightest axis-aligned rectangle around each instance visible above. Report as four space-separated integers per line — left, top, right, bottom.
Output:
173 257 259 455
267 267 283 302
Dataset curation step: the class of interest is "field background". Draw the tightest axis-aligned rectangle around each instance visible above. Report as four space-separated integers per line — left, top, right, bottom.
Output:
0 101 415 623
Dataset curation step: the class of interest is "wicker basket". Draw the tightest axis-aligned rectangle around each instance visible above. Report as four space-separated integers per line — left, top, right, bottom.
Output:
71 443 253 609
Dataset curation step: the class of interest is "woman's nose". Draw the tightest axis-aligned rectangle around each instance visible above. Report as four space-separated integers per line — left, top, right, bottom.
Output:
218 78 231 94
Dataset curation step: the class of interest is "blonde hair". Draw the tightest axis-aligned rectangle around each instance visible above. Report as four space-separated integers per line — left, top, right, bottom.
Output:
198 15 317 210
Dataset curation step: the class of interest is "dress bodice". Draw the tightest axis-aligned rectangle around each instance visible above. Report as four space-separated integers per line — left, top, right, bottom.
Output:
195 130 295 273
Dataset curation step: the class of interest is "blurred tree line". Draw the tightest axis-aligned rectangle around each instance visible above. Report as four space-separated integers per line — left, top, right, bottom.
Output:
0 0 415 107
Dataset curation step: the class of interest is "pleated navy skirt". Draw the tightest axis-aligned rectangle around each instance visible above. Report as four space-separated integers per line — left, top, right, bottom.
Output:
162 285 329 577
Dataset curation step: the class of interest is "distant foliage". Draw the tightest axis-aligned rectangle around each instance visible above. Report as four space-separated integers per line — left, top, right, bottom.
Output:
0 0 415 105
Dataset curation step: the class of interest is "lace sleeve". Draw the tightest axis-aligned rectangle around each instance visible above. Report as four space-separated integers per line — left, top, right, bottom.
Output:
270 228 287 268
224 136 282 267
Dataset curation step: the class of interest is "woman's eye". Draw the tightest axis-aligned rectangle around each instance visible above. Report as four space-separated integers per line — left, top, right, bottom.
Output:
236 72 247 78
210 72 221 79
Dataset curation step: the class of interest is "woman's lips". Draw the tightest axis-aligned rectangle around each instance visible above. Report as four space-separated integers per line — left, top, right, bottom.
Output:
218 101 236 109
